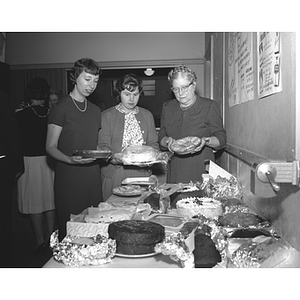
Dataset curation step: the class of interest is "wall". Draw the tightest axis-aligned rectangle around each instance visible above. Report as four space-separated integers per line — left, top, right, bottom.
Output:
211 32 300 251
5 32 206 103
5 32 205 65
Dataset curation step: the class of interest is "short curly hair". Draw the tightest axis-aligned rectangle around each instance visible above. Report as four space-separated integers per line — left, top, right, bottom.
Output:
113 73 144 102
26 77 50 103
70 58 102 84
167 65 197 85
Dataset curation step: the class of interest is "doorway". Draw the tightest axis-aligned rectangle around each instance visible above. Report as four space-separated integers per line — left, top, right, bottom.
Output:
67 67 174 127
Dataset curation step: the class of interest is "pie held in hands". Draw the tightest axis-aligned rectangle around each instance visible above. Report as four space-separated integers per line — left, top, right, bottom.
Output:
170 136 201 154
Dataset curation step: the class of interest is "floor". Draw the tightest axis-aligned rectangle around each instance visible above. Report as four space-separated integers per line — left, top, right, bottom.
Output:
6 168 166 269
8 186 53 268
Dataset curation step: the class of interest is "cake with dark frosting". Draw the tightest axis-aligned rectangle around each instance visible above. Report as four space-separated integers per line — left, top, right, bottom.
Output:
108 220 165 255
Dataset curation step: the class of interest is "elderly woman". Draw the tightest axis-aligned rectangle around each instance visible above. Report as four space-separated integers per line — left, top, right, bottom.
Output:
98 73 159 201
158 65 226 183
46 58 103 240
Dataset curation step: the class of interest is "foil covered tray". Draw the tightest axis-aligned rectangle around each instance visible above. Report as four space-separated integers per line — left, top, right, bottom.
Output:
50 230 116 267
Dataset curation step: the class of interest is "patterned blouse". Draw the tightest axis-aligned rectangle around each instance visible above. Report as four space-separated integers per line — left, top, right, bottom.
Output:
116 104 144 151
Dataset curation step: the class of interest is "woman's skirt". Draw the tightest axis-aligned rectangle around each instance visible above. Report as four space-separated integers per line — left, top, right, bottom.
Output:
17 155 55 214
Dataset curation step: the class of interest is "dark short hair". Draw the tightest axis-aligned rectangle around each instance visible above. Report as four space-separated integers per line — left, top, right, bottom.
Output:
70 58 102 84
26 77 50 103
113 73 144 102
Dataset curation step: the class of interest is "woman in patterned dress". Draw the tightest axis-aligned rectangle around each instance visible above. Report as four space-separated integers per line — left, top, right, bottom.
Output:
98 74 159 201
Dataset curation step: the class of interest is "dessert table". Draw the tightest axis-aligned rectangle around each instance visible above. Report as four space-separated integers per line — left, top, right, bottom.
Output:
43 252 181 268
43 192 300 268
43 193 182 268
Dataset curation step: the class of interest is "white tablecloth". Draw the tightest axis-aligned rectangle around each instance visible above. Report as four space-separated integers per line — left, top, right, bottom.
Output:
43 193 182 268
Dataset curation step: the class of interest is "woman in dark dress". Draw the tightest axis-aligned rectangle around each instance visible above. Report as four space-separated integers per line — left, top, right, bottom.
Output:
46 58 103 240
16 77 55 253
158 65 226 183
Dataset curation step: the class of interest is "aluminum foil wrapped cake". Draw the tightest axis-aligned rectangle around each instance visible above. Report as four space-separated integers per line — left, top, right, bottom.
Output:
200 175 243 201
155 216 228 268
50 230 116 267
229 236 289 268
154 231 195 268
113 145 173 167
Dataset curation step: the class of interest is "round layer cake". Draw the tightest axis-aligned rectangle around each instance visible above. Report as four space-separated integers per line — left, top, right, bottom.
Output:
108 220 165 255
176 197 222 219
170 185 204 208
122 145 157 163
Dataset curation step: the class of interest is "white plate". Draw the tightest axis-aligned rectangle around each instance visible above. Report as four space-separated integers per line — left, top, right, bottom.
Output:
122 177 154 186
115 252 159 258
145 214 184 231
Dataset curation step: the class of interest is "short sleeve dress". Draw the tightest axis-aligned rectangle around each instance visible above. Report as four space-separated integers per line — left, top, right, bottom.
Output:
48 95 103 239
158 95 226 184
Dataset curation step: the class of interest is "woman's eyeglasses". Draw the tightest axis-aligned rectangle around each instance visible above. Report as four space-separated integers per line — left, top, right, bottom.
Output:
170 81 193 94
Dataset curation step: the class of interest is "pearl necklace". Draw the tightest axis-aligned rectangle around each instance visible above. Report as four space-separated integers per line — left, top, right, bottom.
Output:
69 93 87 112
30 106 49 118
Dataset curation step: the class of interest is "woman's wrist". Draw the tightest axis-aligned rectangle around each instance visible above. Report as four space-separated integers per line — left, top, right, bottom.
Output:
203 136 220 149
162 136 170 148
203 137 211 147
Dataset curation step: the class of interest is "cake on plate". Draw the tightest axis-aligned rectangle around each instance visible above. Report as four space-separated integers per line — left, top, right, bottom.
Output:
108 220 165 255
176 197 222 219
170 183 204 208
121 145 158 164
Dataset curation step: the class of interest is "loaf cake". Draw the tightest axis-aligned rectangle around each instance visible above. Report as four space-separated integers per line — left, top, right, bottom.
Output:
108 220 165 255
193 229 222 268
231 237 288 268
218 212 269 228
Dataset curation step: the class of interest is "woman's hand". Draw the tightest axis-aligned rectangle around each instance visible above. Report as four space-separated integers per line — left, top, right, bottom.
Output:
70 156 96 164
191 138 207 153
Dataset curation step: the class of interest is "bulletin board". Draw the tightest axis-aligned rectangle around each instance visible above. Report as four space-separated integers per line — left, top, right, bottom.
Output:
224 32 296 161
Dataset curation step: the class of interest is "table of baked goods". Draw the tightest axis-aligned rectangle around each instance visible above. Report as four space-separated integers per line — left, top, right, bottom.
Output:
43 159 300 269
43 194 183 268
43 192 300 268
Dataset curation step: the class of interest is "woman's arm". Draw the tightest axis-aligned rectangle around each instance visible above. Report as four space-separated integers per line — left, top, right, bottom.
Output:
46 124 94 164
46 123 73 164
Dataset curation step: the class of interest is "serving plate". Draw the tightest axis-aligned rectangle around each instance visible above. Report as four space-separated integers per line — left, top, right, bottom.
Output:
73 150 112 159
112 185 146 197
145 214 185 232
122 177 155 186
115 252 159 258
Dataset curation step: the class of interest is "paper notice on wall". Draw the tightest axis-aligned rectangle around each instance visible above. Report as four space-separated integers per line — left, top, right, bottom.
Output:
228 32 255 107
258 32 282 98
